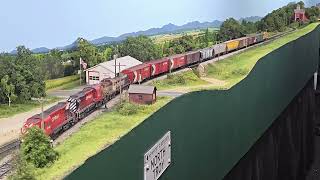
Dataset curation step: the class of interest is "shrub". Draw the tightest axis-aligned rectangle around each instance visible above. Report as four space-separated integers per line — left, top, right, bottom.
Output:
21 127 59 168
116 102 139 116
166 74 186 85
9 153 36 180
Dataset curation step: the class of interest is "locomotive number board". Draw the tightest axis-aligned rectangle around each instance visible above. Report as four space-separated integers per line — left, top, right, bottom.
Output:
144 131 171 180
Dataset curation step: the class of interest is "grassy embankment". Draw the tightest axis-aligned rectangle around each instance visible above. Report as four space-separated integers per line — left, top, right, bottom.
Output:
0 96 61 119
35 96 172 179
152 23 319 92
45 75 80 91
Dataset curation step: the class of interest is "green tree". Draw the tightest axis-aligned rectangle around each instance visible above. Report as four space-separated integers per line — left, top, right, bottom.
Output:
218 18 244 41
77 38 100 67
119 36 162 62
42 49 65 79
21 127 59 168
0 75 16 106
102 47 113 61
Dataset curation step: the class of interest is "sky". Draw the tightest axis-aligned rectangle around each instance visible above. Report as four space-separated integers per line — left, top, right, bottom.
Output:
0 0 318 52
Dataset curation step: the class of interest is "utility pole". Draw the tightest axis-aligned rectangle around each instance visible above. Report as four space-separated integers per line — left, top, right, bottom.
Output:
31 97 48 130
112 59 126 102
114 54 118 77
79 57 82 86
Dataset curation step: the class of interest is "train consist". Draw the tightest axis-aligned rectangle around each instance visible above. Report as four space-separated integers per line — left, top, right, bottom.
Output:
21 33 268 138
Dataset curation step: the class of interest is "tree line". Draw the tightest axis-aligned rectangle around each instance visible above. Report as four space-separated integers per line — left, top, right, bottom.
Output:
218 1 320 41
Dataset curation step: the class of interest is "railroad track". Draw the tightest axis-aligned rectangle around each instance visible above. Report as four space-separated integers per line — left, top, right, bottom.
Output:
0 162 11 179
0 139 20 179
0 139 20 158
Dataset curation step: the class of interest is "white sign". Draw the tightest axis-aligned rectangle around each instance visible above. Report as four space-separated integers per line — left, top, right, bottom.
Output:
144 131 171 180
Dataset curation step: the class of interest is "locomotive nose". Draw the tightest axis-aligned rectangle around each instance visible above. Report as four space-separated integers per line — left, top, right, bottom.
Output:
21 124 28 134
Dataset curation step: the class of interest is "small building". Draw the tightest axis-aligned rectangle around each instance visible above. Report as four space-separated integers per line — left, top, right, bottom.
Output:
294 4 308 22
128 85 157 105
84 56 142 85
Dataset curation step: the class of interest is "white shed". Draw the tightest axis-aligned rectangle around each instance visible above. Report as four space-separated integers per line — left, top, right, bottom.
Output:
84 56 142 85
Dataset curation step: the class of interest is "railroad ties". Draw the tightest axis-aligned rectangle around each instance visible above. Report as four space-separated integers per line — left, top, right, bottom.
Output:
0 139 21 179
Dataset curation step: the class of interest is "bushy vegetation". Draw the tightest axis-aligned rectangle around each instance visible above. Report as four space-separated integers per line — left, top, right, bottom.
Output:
34 97 171 179
21 127 59 168
0 47 46 105
45 75 80 90
115 101 139 116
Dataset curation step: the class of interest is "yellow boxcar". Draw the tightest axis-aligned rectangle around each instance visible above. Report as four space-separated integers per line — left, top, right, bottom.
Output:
226 40 240 52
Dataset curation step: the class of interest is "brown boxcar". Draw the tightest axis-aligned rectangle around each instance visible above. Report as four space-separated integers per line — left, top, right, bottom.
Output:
185 51 201 65
238 37 249 49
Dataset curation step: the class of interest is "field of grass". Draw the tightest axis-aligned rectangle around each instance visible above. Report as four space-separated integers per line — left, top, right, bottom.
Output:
152 28 218 44
45 75 80 91
0 96 61 119
153 23 319 92
34 97 172 179
151 70 208 90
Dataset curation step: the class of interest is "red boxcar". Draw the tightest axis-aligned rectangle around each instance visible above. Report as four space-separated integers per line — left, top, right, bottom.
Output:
170 54 187 71
147 58 170 77
121 63 152 84
22 102 69 136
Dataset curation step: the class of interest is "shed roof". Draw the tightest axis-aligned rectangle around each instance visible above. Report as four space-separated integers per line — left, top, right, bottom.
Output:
85 56 142 73
128 85 156 94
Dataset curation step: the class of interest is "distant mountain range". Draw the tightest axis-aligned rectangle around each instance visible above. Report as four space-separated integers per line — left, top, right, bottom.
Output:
10 16 261 54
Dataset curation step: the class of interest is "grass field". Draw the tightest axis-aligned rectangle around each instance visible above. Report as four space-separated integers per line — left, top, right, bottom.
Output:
152 28 218 44
0 96 61 119
34 97 172 179
45 75 80 91
151 70 208 90
154 23 319 92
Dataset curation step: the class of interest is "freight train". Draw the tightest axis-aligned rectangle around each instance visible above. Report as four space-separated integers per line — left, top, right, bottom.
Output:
21 33 268 138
